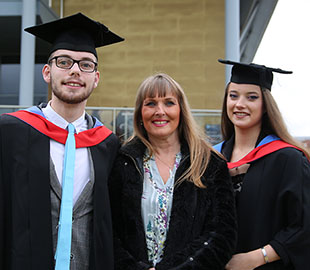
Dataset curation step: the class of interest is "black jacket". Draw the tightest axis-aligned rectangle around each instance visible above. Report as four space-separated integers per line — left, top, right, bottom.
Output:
109 137 237 270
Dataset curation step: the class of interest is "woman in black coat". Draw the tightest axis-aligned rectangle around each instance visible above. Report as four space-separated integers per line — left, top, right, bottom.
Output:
109 73 237 270
215 60 310 270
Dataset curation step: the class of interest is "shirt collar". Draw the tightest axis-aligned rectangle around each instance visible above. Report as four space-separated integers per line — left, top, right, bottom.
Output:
42 101 87 133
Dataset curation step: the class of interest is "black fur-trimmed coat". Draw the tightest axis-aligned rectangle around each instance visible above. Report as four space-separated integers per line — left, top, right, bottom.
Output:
109 137 237 270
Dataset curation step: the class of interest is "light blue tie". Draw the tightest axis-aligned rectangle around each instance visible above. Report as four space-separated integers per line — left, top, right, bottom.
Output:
55 123 76 270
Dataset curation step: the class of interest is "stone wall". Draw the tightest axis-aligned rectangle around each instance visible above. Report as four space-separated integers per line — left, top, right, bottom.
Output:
62 0 226 109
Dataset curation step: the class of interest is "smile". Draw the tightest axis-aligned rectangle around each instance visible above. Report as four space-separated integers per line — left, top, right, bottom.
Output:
64 82 84 87
153 120 168 125
234 112 249 116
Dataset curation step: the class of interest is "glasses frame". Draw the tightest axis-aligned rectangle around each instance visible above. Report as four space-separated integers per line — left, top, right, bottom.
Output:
48 56 98 73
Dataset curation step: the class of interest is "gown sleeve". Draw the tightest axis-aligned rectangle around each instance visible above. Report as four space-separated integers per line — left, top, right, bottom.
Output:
0 116 9 269
0 121 4 269
269 149 310 270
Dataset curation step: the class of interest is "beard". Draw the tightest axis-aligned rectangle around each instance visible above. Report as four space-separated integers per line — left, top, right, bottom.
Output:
50 75 94 104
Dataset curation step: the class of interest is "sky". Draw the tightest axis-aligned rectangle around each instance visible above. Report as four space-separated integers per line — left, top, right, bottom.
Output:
254 0 310 138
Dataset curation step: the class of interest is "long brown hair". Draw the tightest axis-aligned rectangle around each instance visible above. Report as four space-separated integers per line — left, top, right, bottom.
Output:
221 83 310 159
129 73 215 188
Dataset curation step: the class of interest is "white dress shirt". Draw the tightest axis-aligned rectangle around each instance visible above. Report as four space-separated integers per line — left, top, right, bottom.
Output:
42 102 91 205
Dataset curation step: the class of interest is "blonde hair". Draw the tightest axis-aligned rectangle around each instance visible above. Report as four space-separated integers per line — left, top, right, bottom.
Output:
129 73 215 188
221 83 310 159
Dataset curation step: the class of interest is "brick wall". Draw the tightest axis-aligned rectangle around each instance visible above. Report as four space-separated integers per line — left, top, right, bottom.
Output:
62 0 226 110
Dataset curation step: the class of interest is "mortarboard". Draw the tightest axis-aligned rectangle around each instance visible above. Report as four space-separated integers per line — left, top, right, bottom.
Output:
218 59 292 90
25 12 124 58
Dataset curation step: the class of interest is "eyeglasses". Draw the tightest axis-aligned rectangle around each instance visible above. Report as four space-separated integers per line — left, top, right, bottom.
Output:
48 56 98 73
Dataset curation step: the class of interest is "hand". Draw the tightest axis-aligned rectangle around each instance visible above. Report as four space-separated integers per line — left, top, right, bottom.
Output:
225 245 280 270
225 253 257 270
149 268 156 270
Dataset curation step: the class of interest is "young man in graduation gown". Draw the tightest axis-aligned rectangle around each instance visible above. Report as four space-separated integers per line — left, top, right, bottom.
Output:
0 13 124 270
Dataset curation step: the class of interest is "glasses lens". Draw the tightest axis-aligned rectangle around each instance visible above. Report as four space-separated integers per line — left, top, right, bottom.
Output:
56 57 73 69
80 61 96 72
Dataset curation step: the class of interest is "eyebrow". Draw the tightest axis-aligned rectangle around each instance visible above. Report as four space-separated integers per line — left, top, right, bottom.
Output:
54 54 96 62
229 90 260 95
144 96 177 101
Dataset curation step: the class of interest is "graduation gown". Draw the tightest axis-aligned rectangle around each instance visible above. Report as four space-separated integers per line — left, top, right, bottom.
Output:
0 107 119 270
217 135 310 270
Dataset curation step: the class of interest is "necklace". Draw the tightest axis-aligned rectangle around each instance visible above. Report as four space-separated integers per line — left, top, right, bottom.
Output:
155 154 175 173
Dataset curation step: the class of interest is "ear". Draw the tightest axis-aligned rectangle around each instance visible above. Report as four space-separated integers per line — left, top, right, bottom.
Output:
94 70 100 88
42 64 51 83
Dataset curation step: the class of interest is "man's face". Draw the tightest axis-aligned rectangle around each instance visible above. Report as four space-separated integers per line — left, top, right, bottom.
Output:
42 49 100 104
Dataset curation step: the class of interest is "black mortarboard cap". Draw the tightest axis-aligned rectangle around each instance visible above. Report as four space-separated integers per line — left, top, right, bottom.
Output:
218 59 292 90
25 12 124 58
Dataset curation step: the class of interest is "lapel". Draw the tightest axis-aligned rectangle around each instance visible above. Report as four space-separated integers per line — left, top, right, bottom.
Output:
50 158 61 199
73 148 94 214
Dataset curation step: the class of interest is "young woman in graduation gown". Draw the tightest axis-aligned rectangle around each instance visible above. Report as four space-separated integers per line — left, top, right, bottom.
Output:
109 73 237 270
215 60 310 270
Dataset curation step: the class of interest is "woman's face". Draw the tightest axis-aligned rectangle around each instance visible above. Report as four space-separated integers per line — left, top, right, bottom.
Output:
226 82 264 132
141 92 180 142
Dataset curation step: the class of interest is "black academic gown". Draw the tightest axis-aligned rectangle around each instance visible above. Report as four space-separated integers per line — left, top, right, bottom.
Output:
221 136 310 270
0 111 119 270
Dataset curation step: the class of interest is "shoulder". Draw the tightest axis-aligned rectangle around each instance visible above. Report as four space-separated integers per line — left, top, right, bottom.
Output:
260 146 310 188
0 113 30 132
105 132 120 148
0 113 22 124
119 137 146 156
112 138 139 163
208 150 228 169
106 131 119 142
266 146 307 163
201 150 229 185
255 146 310 179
